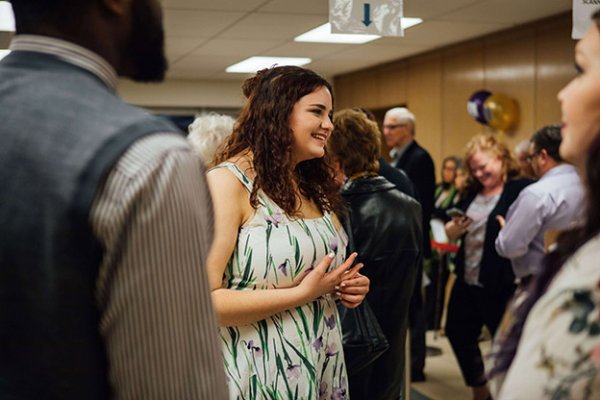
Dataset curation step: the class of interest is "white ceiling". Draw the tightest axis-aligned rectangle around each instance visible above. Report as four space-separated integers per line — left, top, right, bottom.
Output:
163 0 572 81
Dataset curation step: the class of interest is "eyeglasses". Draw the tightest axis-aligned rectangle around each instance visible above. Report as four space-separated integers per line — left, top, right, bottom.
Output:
383 123 406 130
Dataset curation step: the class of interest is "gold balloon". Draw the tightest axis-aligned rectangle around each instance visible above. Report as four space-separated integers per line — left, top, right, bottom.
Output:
483 93 518 131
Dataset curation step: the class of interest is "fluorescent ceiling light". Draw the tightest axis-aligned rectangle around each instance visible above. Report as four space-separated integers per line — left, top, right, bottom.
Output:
401 17 423 30
295 23 380 44
0 1 15 32
295 18 423 44
226 56 311 73
0 49 10 61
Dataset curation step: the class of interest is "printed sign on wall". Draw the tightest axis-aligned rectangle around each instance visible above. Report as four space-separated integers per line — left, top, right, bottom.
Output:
329 0 404 37
572 0 600 39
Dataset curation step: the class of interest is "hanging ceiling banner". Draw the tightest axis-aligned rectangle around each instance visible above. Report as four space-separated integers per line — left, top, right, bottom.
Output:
329 0 404 37
572 0 600 39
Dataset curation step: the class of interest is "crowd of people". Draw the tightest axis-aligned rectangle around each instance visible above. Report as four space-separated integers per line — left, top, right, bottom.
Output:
2 0 600 399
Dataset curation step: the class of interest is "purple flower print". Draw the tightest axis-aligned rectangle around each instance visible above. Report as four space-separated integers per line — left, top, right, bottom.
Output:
278 261 288 276
324 314 336 330
286 364 301 380
319 382 329 400
246 340 262 357
330 236 338 253
265 212 284 227
313 336 323 352
332 386 347 400
325 342 338 357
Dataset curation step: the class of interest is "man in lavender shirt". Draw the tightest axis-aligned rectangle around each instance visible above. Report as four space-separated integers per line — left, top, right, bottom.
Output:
495 125 584 284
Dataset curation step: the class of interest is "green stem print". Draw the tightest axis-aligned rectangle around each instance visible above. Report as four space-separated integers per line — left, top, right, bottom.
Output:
215 163 348 399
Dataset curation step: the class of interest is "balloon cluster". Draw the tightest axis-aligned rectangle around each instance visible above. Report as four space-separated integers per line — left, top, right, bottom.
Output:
467 90 518 131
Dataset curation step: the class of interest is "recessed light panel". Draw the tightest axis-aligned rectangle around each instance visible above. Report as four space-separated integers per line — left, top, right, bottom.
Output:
295 23 380 44
0 1 15 32
226 56 312 73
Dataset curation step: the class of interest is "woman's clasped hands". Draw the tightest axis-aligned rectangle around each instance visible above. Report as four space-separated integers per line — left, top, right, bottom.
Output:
296 252 370 308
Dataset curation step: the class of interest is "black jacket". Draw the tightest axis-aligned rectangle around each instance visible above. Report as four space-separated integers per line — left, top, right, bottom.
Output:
378 157 416 199
392 140 435 256
342 176 422 400
453 178 534 291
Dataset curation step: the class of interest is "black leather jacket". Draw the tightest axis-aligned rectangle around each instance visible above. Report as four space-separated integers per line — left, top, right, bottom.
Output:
342 175 423 400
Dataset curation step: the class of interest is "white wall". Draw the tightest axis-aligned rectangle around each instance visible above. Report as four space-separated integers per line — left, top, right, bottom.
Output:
118 78 245 110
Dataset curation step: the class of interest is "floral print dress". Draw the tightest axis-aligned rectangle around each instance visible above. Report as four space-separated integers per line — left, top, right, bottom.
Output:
498 233 600 399
214 163 349 400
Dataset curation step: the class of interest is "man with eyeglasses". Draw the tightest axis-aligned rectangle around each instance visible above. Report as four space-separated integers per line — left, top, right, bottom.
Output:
495 125 584 286
383 107 435 383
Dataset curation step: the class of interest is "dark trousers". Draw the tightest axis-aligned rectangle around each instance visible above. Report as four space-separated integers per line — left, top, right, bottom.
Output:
445 281 513 387
409 262 426 377
426 255 450 330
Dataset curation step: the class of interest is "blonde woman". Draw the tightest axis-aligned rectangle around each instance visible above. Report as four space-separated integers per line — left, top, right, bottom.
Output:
444 134 533 400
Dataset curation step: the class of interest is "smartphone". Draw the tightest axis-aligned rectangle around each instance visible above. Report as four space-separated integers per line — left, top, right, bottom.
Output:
446 207 466 219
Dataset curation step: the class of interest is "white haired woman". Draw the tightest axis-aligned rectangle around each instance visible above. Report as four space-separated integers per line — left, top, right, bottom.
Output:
187 112 235 166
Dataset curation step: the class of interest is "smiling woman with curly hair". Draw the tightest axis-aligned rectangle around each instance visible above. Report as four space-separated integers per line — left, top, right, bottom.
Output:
207 65 370 399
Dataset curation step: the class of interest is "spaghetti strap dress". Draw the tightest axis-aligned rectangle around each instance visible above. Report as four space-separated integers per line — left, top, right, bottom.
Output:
213 162 349 400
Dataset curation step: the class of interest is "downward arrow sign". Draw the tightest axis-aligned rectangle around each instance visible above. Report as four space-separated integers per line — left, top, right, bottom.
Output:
362 3 372 27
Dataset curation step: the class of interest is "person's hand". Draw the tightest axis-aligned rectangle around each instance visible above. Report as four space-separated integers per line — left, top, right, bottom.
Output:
296 252 360 302
445 216 472 241
337 272 369 308
496 215 506 229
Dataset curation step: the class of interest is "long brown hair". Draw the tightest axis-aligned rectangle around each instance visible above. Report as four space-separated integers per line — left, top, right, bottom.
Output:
491 10 600 377
215 66 345 217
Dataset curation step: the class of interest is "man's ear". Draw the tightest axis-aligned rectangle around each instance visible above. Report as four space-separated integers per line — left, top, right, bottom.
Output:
100 0 131 16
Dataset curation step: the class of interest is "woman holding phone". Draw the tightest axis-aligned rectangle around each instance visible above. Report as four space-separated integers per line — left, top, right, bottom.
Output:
443 134 532 400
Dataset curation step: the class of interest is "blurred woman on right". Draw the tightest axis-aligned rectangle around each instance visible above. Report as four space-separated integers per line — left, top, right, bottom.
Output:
492 11 600 399
444 134 532 400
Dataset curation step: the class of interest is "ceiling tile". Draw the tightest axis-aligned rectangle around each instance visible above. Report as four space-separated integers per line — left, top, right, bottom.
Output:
404 0 483 19
219 13 327 40
262 41 352 59
168 54 242 78
165 37 208 59
163 0 266 11
190 38 282 57
258 0 329 15
163 9 245 37
439 0 571 25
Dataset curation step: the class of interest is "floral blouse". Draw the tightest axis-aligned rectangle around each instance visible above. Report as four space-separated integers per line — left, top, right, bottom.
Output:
498 233 600 399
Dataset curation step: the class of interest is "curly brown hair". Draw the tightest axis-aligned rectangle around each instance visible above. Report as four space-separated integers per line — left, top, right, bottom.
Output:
464 133 521 193
215 66 345 217
329 109 381 177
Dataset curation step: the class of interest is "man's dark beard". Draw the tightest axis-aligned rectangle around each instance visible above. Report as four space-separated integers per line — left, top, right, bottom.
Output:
128 0 167 82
